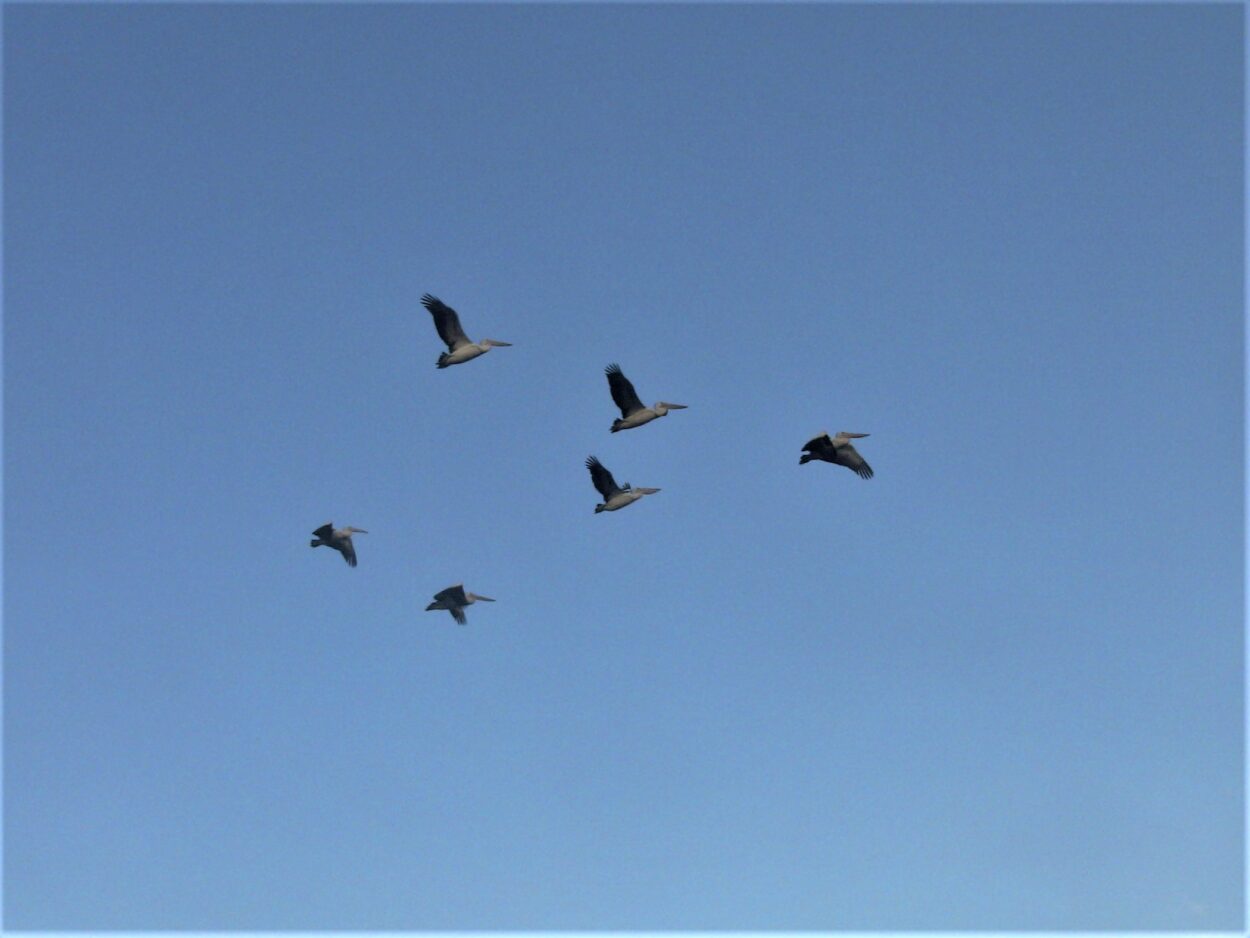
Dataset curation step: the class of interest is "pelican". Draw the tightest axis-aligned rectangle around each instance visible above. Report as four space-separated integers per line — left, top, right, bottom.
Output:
310 523 368 566
800 432 874 479
586 455 660 513
426 584 495 625
605 363 687 432
421 294 513 369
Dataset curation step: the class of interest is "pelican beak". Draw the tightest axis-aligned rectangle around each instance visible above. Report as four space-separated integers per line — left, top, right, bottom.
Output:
487 339 513 347
663 403 688 410
476 595 496 602
354 529 368 534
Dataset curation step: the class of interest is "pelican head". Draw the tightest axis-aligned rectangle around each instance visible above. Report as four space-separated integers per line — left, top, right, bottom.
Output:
653 402 688 416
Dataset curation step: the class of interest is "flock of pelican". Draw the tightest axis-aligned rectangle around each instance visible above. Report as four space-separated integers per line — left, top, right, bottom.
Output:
311 295 874 624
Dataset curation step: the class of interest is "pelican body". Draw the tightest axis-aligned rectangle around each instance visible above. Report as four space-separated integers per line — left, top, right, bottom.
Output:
311 523 368 566
422 294 512 369
605 363 687 432
586 455 660 513
800 432 874 479
426 584 495 625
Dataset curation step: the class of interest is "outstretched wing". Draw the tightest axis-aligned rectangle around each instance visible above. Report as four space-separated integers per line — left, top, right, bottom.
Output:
585 456 621 499
421 294 471 351
605 363 645 417
802 433 834 457
312 523 334 539
340 537 358 566
449 606 467 625
835 444 874 479
434 584 468 605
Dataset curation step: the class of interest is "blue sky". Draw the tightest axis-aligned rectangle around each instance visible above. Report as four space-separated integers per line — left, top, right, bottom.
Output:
3 2 1243 931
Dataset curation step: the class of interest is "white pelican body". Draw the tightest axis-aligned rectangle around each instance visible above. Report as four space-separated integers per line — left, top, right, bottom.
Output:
310 523 368 566
605 363 687 432
422 294 512 369
800 431 874 479
600 488 661 512
613 404 683 432
426 584 496 625
438 342 504 367
586 455 660 513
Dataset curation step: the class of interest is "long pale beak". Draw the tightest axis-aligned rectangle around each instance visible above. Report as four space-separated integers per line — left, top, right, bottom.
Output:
661 402 688 409
475 595 496 602
350 528 368 534
484 339 513 347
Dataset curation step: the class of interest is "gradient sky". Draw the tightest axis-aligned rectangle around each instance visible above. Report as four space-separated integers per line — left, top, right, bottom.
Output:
3 2 1244 931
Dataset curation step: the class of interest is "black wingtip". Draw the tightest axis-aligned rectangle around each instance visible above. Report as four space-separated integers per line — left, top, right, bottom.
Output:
605 362 622 375
586 455 601 468
421 293 441 309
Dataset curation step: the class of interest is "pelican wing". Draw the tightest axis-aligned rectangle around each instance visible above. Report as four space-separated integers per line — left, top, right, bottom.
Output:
312 523 334 539
835 444 874 479
449 606 467 625
605 364 645 417
434 584 468 605
586 456 622 499
340 537 358 566
421 294 471 351
802 433 835 456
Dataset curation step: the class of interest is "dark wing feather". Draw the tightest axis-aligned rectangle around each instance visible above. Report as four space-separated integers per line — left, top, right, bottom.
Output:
585 456 621 499
312 523 334 539
605 363 645 417
802 435 835 459
450 606 467 625
434 584 468 605
340 537 358 566
421 294 471 351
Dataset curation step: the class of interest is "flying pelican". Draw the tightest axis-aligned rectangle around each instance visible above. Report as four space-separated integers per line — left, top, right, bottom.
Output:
421 294 513 369
310 523 368 566
586 455 660 513
426 584 496 625
605 363 687 432
800 432 874 479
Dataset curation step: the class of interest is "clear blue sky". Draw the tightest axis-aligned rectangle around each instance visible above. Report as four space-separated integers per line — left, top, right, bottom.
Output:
3 3 1243 931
